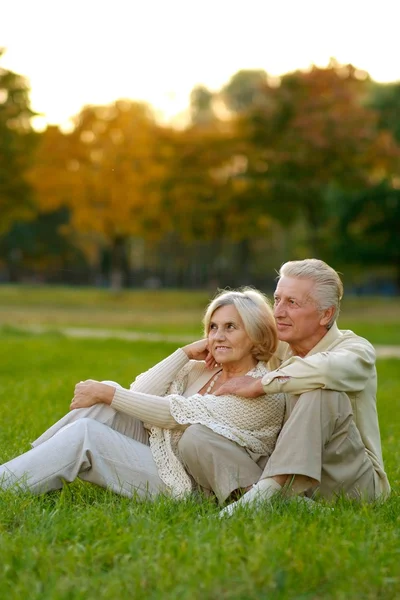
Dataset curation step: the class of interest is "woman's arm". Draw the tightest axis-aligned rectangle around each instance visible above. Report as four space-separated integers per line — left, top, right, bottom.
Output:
70 380 179 428
70 339 212 428
129 339 211 395
129 349 188 395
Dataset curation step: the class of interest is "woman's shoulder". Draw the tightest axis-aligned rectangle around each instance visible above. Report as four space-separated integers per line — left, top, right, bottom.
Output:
248 361 270 378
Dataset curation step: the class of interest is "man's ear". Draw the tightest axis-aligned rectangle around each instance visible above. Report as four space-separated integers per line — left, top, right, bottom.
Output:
320 306 335 328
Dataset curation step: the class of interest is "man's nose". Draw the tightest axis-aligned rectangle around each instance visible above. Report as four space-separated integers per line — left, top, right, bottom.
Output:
274 301 286 317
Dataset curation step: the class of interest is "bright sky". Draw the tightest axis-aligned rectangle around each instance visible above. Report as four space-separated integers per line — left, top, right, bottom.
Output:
1 0 399 130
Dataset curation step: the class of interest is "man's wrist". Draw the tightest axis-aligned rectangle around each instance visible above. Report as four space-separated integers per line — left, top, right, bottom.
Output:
252 378 265 398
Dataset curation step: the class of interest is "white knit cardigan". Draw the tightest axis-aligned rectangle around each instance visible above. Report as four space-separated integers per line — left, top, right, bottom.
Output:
149 360 285 498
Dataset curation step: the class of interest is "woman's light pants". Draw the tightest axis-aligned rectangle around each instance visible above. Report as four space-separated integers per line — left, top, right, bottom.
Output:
0 398 166 498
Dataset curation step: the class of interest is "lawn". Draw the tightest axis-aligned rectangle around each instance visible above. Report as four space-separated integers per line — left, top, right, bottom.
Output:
1 331 400 600
1 284 399 343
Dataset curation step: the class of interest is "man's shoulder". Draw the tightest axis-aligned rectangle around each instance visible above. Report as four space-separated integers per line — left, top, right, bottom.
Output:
335 327 375 349
325 326 376 361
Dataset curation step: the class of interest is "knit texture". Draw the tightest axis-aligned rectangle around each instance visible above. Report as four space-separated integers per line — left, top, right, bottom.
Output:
149 361 285 498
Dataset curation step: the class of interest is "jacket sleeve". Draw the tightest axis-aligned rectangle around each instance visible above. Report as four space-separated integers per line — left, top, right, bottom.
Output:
261 334 376 395
111 387 180 429
129 348 189 395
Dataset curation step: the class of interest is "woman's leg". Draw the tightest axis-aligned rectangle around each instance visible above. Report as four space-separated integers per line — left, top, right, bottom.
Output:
178 424 262 504
32 381 148 448
0 418 166 498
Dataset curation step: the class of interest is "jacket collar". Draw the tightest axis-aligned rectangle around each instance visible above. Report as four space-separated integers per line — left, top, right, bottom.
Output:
306 323 342 356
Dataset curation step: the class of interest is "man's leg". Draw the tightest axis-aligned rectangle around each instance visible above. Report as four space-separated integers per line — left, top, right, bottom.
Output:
178 424 263 504
263 390 375 499
1 418 165 498
222 390 375 514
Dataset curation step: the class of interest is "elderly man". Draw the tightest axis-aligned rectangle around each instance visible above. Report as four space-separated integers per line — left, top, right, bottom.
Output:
178 259 390 512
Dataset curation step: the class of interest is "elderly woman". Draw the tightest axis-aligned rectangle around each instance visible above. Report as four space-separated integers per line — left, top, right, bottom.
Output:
0 288 285 504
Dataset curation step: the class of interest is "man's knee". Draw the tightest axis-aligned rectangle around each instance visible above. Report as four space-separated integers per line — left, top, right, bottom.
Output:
293 389 353 418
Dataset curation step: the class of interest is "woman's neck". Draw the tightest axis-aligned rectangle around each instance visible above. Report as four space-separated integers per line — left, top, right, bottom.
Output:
219 357 258 381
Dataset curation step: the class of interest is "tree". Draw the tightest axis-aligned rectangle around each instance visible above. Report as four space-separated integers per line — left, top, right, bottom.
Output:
331 182 400 290
29 100 175 286
190 85 215 125
368 81 400 144
0 48 37 235
221 69 269 113
235 62 400 254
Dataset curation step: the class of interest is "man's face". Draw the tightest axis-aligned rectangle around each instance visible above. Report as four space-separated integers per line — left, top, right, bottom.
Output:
273 276 330 353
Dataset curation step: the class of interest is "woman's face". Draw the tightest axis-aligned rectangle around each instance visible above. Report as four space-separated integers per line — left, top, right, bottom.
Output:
208 304 255 366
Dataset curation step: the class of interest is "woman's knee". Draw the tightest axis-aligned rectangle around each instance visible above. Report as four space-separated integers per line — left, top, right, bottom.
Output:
73 402 117 423
179 425 212 461
101 380 121 388
55 417 101 444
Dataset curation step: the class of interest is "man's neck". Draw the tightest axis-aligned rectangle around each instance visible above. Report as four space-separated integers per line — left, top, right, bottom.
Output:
289 330 329 357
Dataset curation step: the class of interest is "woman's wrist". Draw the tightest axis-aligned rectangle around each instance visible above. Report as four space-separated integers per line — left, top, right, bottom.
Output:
182 345 193 359
97 382 116 405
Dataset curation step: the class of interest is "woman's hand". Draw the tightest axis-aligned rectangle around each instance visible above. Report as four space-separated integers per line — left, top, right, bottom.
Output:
182 339 215 368
70 380 115 410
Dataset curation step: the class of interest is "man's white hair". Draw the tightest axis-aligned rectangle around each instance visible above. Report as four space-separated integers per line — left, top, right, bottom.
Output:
279 259 343 328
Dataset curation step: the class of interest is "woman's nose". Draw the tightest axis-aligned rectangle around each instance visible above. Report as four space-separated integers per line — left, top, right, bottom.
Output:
214 328 226 339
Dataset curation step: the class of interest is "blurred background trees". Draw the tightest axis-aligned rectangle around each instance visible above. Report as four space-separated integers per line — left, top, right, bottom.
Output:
0 50 399 291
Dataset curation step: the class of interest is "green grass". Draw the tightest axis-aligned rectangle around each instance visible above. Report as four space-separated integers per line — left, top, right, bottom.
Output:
0 284 399 343
1 332 400 599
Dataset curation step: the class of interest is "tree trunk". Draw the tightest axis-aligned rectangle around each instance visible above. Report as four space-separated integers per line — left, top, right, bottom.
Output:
110 236 128 290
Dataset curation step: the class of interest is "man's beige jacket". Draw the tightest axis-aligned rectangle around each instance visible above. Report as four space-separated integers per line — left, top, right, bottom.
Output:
262 323 390 497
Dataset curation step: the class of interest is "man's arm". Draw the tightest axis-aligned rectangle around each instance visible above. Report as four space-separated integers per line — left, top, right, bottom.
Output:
215 333 375 398
262 335 376 395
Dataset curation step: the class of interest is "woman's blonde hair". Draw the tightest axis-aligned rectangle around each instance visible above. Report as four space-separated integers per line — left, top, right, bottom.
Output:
203 287 277 362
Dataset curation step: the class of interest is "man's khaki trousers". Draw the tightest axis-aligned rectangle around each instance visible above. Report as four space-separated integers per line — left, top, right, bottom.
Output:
178 390 376 503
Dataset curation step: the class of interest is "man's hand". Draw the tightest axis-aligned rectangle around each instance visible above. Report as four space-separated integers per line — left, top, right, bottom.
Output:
182 339 215 369
70 380 115 410
214 376 264 398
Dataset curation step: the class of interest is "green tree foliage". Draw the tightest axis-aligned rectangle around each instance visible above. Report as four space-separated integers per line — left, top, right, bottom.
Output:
190 85 215 125
332 182 400 289
235 62 400 254
221 69 269 113
6 57 400 288
0 49 37 235
368 82 400 144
